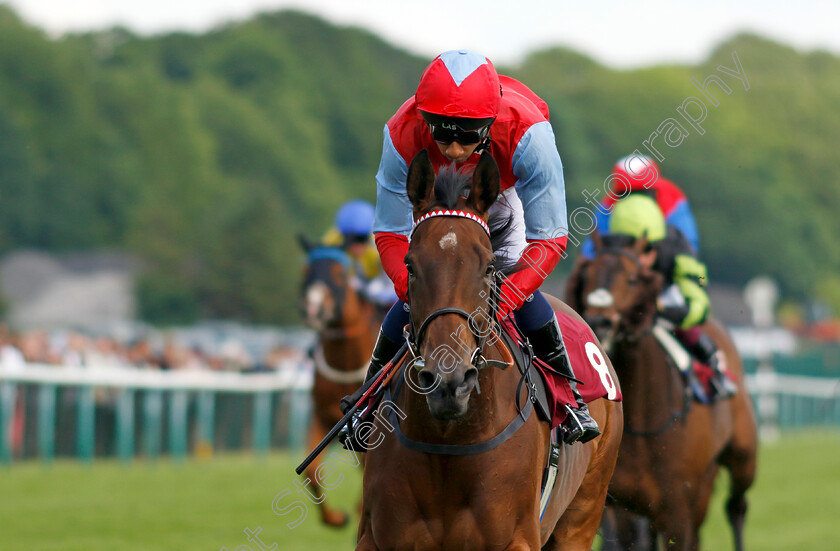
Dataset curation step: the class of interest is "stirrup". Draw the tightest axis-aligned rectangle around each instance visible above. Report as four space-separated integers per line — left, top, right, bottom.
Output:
560 404 601 445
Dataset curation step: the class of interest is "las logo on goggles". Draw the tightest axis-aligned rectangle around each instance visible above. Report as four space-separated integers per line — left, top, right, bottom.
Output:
429 121 492 145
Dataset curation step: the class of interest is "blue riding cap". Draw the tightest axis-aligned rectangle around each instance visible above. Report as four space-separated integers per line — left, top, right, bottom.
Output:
336 200 375 237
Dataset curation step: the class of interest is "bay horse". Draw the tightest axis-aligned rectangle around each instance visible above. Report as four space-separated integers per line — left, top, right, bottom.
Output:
357 150 623 551
299 241 378 527
566 235 757 551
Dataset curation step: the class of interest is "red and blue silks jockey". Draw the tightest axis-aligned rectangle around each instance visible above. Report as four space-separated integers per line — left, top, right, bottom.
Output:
581 154 700 258
340 49 600 445
579 157 736 400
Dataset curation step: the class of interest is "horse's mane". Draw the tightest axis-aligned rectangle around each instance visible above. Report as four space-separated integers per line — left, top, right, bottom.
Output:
432 163 519 274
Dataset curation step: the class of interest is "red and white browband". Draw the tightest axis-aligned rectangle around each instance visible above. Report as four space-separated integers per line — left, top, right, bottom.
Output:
411 209 491 237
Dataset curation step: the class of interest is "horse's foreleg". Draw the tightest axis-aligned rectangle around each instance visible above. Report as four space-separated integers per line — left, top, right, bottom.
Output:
615 509 652 550
649 496 694 551
598 506 621 551
303 416 350 528
544 471 612 550
686 466 720 551
653 517 691 551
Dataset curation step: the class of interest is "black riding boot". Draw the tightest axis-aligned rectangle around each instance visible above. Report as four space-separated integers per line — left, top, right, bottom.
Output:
338 329 402 451
689 333 737 400
527 317 601 444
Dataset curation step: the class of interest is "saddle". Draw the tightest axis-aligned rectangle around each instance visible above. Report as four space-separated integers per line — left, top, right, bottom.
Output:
501 311 622 427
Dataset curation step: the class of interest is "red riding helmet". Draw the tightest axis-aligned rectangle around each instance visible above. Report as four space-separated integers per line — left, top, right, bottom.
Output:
614 154 660 181
415 49 501 128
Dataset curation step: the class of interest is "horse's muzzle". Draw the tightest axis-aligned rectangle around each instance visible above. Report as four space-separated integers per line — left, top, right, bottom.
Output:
418 365 478 420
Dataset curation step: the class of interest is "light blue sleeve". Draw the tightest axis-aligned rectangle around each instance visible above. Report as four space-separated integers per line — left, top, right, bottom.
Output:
666 200 700 253
372 125 412 235
511 121 568 241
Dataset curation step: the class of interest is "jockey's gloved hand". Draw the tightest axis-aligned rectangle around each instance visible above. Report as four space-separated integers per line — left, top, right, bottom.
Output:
657 301 690 326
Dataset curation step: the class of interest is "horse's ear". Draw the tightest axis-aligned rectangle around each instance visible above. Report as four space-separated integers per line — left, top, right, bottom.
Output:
297 233 316 253
591 228 604 253
632 233 649 258
468 153 500 214
406 150 436 211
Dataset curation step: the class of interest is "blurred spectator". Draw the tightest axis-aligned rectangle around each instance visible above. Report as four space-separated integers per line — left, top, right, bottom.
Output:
0 326 313 374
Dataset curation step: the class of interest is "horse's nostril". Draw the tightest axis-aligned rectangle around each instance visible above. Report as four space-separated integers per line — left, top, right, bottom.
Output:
417 370 438 393
462 368 478 387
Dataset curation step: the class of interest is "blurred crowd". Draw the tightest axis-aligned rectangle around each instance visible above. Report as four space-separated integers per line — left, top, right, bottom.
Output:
0 324 310 374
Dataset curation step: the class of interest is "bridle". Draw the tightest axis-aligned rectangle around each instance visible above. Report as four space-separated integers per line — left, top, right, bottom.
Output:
383 208 534 456
406 209 504 372
585 246 654 349
302 248 365 340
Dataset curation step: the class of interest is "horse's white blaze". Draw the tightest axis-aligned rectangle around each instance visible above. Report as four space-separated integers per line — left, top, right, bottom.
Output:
305 283 327 322
585 341 618 400
586 288 614 309
439 231 458 251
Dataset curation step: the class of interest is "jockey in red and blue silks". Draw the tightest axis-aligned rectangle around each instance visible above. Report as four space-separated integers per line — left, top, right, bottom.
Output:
581 154 700 258
577 156 736 401
339 49 599 446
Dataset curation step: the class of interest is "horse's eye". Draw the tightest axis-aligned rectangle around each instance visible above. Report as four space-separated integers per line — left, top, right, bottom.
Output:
406 264 415 277
485 263 495 276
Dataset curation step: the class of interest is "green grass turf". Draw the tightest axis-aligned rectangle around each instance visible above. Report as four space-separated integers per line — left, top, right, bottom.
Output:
0 431 838 550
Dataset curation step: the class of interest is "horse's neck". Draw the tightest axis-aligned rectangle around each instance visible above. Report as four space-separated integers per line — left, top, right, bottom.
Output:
614 334 681 414
320 290 376 369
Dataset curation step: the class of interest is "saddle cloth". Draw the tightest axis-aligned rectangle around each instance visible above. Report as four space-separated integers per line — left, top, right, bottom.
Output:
502 311 622 428
692 359 739 399
652 325 739 403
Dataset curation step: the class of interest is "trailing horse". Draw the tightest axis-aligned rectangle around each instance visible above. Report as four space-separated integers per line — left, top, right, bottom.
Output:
299 241 379 527
356 151 623 551
567 235 758 551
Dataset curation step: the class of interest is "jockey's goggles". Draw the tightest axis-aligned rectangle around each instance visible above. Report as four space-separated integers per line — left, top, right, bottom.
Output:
420 111 494 145
429 122 492 145
343 233 370 246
